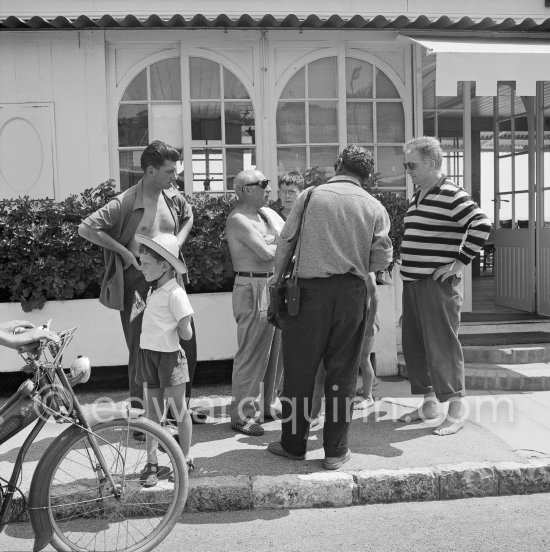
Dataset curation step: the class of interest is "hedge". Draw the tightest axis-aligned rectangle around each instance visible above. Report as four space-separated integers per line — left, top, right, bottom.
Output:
0 180 407 311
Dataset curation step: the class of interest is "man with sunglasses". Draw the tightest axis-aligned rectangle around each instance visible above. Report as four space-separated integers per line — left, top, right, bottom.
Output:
399 136 491 436
226 169 285 436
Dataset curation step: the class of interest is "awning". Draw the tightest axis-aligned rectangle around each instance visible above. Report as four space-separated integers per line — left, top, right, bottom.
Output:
402 36 550 96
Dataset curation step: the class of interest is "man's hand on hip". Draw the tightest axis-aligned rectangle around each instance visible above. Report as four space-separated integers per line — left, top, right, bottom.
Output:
432 260 465 282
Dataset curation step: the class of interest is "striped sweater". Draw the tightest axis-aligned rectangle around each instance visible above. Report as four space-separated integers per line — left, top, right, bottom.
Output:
400 176 492 281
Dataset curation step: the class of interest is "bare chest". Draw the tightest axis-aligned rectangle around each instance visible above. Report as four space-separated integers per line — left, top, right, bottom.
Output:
138 196 176 236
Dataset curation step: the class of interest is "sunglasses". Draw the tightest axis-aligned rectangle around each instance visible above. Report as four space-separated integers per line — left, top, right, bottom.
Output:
244 179 270 189
403 162 418 171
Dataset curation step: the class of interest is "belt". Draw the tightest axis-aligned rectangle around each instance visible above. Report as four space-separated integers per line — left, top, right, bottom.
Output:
234 271 273 278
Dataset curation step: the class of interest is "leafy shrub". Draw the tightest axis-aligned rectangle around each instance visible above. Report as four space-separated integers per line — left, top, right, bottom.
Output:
0 177 407 310
0 180 117 311
182 194 237 293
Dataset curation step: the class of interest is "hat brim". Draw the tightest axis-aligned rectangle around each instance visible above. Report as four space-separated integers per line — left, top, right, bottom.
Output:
135 234 187 275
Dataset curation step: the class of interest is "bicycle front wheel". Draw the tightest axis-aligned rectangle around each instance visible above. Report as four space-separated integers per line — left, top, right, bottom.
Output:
40 416 188 552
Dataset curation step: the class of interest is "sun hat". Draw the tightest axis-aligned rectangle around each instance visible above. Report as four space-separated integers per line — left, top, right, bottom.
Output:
135 233 187 274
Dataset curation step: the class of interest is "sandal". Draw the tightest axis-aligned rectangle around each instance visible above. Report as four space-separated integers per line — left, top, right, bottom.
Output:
231 419 264 436
191 408 208 424
139 463 170 488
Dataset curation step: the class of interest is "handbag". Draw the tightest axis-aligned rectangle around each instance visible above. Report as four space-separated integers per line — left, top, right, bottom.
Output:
268 187 314 326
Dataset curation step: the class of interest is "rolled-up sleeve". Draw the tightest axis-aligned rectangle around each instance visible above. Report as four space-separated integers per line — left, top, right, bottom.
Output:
82 198 121 232
369 207 393 273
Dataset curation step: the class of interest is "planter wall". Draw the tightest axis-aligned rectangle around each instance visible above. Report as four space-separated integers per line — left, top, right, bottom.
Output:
0 285 398 376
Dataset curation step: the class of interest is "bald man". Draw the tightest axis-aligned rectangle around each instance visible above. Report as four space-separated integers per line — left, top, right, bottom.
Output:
226 169 285 436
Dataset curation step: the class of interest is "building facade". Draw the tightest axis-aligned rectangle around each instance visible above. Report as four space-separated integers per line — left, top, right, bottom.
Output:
1 0 550 314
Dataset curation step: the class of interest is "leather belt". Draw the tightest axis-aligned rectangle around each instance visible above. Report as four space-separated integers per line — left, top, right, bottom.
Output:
234 271 273 278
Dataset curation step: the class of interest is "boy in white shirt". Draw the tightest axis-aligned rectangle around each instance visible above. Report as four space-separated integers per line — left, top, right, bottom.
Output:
135 233 194 487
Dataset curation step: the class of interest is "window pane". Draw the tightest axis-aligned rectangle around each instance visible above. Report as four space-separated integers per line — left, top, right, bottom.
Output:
277 147 306 175
376 103 404 143
150 59 181 101
310 146 338 178
376 69 399 98
119 150 143 191
308 57 337 98
309 101 337 143
544 189 550 227
277 102 306 144
515 192 529 227
421 52 436 109
514 153 529 192
122 69 147 101
190 58 220 99
498 195 512 227
118 104 148 147
499 156 512 193
347 102 373 143
226 148 256 190
423 111 436 135
192 148 223 192
191 102 221 141
281 67 305 99
377 146 406 189
150 104 182 148
223 68 249 99
225 102 255 145
346 58 373 99
545 151 550 189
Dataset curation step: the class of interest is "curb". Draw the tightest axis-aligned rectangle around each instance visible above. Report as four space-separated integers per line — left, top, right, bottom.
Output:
9 459 550 521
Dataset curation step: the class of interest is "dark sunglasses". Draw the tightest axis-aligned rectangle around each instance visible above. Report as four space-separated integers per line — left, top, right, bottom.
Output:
403 162 418 171
244 179 270 189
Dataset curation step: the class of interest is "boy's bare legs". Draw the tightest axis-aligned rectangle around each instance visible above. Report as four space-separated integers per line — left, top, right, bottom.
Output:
355 336 375 409
165 383 192 462
434 397 466 436
398 391 440 422
144 384 164 464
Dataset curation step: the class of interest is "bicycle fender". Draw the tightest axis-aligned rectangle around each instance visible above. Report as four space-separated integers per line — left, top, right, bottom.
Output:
29 409 143 551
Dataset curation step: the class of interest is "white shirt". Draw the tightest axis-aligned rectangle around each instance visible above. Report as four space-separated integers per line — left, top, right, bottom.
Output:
140 278 194 352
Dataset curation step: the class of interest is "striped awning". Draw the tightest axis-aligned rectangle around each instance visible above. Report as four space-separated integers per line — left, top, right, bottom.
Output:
2 14 550 31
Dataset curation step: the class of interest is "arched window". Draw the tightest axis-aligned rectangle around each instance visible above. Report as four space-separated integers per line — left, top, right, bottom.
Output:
276 56 406 192
118 57 255 192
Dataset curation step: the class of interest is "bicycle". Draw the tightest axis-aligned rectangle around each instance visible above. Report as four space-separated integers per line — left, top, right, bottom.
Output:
0 323 188 552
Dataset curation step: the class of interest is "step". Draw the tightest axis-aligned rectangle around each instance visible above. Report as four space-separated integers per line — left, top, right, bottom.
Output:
397 356 550 392
465 362 550 391
463 344 550 364
459 331 550 347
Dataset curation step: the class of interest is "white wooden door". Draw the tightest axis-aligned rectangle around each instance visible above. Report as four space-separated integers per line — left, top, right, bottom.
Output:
0 103 55 199
493 87 536 312
537 83 550 316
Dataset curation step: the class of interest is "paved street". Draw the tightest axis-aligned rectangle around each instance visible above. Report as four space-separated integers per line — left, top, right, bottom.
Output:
2 494 550 552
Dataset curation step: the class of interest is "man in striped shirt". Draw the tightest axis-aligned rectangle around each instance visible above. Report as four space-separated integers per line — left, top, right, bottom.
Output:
399 136 491 436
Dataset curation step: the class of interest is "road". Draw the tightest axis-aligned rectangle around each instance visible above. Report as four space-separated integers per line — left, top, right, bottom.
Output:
2 494 549 552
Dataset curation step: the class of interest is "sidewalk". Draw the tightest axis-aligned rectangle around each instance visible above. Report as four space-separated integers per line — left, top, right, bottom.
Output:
1 379 550 516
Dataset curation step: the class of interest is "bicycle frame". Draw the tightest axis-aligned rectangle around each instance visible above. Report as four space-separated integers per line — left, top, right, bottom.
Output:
0 327 128 534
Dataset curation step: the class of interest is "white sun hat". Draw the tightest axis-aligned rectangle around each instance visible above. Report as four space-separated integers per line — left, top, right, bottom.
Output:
135 233 187 274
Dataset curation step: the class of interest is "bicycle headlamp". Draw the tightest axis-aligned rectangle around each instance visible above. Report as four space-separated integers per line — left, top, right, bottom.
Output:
70 355 91 383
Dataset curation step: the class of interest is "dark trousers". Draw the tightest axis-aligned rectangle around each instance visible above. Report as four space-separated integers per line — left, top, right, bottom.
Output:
280 273 367 458
119 266 197 409
401 276 465 402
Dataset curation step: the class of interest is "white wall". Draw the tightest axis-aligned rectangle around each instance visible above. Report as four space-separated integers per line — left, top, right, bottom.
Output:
0 31 110 199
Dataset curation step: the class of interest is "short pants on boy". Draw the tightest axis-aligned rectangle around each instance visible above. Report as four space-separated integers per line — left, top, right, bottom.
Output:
137 348 190 389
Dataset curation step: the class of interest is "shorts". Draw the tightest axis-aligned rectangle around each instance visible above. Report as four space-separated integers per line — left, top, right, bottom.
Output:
136 348 190 389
